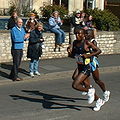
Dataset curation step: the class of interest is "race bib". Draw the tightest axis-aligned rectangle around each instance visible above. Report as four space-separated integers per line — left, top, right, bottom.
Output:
85 53 90 65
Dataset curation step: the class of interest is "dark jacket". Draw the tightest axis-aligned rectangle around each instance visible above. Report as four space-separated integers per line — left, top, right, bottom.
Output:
27 29 43 59
70 16 85 29
7 17 17 30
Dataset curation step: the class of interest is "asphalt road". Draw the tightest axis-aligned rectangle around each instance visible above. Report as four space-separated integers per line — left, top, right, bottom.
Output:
0 54 120 82
0 72 120 120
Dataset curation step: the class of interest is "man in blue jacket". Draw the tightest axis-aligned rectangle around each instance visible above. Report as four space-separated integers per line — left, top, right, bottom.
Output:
9 18 29 81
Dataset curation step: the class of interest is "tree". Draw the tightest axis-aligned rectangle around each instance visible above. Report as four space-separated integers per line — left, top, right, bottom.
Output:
9 0 22 15
8 0 33 16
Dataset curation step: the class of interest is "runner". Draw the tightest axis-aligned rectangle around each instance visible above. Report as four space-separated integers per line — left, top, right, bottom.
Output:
71 28 105 111
85 29 110 103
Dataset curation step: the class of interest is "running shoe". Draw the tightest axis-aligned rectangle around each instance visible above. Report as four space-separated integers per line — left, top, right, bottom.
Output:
82 85 92 96
93 98 105 111
88 88 95 104
103 91 110 102
82 92 88 96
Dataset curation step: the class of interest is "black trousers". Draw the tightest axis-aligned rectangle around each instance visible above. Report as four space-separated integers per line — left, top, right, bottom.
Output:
10 49 23 79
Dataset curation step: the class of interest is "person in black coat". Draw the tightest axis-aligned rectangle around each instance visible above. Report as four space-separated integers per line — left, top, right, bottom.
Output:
27 23 44 77
7 12 18 30
70 10 86 30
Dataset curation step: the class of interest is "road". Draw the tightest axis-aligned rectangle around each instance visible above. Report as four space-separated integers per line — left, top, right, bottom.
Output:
0 72 120 120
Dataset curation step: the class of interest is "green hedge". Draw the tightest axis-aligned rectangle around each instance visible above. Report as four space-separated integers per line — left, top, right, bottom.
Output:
85 8 120 31
40 5 68 19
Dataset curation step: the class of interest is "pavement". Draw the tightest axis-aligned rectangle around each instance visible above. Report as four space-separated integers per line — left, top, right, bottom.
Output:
0 54 120 84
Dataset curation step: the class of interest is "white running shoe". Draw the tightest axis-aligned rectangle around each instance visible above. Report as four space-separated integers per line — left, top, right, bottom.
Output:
81 85 92 96
35 71 41 76
93 98 105 111
88 88 95 104
30 72 34 77
90 85 93 88
82 92 88 96
103 91 110 102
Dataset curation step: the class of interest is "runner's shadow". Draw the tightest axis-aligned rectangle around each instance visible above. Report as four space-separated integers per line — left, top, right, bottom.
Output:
10 90 92 111
22 90 86 102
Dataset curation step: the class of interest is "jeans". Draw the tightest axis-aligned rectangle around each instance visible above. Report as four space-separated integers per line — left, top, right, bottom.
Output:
29 59 39 73
10 49 23 79
50 28 65 44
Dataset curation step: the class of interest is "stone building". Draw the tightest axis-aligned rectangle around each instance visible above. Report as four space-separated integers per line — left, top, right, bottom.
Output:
0 0 9 15
0 0 105 15
32 0 105 14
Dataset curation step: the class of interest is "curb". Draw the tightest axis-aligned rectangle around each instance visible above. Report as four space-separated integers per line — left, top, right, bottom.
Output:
0 66 120 86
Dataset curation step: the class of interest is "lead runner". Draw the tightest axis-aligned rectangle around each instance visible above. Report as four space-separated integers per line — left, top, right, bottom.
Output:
71 28 105 111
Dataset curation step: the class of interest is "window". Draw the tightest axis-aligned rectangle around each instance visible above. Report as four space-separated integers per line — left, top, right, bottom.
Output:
84 0 96 9
61 0 68 8
53 0 59 5
52 0 68 8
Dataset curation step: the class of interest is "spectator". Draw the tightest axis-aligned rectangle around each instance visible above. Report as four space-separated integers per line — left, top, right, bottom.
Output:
25 13 38 33
9 18 29 81
27 23 44 77
7 11 18 30
85 15 97 38
70 11 86 30
49 11 65 51
68 10 85 55
80 11 86 20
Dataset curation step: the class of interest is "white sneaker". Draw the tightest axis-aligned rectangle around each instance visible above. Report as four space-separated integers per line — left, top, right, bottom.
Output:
35 71 41 76
90 85 93 88
30 72 34 77
103 91 110 102
81 85 92 96
93 98 105 111
82 92 88 96
88 88 95 104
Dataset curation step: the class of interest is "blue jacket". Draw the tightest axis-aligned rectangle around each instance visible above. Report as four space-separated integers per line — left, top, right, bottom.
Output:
49 16 62 29
11 26 26 49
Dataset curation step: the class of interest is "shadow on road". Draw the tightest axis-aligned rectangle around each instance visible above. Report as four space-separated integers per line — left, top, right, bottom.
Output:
10 90 92 111
0 63 29 79
0 70 10 79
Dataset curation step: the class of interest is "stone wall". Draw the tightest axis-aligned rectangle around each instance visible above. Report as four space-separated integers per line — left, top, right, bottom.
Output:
0 31 70 63
97 31 120 54
0 30 120 63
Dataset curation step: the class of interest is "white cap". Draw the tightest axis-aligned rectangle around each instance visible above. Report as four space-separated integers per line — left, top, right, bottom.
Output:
76 10 81 14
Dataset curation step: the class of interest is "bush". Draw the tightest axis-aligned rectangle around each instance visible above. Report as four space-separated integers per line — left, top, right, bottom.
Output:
40 5 68 19
85 8 120 31
8 5 16 15
22 5 30 17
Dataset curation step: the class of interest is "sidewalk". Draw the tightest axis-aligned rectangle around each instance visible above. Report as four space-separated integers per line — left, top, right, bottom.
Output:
0 54 120 83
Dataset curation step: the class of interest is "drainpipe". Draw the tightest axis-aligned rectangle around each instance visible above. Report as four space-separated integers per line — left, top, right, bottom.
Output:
50 0 53 5
60 0 62 5
100 0 104 10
